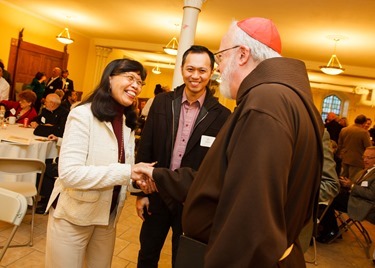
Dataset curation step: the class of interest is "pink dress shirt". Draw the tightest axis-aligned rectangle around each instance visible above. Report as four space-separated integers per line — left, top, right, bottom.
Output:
170 90 206 170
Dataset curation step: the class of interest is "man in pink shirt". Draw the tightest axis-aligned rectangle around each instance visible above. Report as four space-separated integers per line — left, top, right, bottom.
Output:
134 45 230 268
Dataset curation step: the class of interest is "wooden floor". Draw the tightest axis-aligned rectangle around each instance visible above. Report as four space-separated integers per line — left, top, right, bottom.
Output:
1 195 374 267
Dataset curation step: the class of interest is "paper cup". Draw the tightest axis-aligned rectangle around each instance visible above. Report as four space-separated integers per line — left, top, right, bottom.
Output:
7 116 16 125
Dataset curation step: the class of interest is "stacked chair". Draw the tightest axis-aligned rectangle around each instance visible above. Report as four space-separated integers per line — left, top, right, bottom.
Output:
0 157 46 247
0 187 28 261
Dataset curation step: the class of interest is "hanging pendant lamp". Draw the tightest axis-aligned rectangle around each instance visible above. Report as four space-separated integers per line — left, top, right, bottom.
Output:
163 37 179 55
152 66 162 74
320 38 345 75
56 27 74 45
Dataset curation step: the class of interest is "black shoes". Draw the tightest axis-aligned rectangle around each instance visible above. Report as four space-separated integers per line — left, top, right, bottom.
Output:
316 231 341 243
35 203 48 215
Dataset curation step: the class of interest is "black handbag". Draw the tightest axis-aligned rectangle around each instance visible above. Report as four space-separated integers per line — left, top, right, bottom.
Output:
175 235 207 268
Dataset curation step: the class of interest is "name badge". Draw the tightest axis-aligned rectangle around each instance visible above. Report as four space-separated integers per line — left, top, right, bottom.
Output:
200 135 215 148
10 108 16 115
41 117 46 124
361 181 368 187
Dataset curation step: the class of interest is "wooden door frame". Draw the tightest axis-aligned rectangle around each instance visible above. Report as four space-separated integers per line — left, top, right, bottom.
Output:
7 30 69 100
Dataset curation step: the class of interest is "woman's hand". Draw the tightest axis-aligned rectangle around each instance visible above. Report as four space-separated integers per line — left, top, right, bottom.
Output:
131 162 156 181
131 162 158 194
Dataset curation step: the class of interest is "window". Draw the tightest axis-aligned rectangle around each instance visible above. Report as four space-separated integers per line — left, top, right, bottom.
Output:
321 95 342 122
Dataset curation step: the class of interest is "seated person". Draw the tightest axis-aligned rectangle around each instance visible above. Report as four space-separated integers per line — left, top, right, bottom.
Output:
30 93 69 137
60 90 78 110
299 130 340 252
319 130 341 203
0 89 38 125
36 134 62 214
54 89 65 100
317 146 375 243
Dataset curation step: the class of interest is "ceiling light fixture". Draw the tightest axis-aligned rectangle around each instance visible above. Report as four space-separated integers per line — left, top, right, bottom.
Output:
163 23 180 55
163 37 179 55
152 66 162 74
320 38 345 75
56 27 74 44
56 16 74 45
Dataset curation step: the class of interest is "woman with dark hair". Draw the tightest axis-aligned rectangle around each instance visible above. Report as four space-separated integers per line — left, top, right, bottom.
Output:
45 59 151 268
0 89 38 124
29 71 46 113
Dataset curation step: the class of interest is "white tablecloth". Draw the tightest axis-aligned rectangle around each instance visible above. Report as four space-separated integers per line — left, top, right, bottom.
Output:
0 124 59 182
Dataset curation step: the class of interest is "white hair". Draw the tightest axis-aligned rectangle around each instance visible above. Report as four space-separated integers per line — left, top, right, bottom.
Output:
47 93 62 105
219 52 237 99
229 21 281 62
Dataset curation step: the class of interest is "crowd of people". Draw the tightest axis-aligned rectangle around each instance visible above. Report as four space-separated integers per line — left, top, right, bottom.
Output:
0 65 78 126
2 16 375 268
316 112 374 247
0 65 79 215
28 67 77 114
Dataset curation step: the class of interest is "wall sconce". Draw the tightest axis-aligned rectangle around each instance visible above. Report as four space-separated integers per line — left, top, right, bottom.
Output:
152 66 162 74
320 38 345 75
163 37 178 55
56 27 74 45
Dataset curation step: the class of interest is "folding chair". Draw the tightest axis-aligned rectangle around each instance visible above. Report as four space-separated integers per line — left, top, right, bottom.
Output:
306 198 334 266
0 187 28 261
0 157 46 247
330 211 372 258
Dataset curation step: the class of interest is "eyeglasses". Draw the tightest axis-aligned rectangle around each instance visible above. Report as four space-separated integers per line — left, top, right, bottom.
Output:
120 73 145 88
363 155 375 160
214 45 240 64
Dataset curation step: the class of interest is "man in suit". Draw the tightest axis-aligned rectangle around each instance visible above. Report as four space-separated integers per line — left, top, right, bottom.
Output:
337 114 372 179
44 67 63 97
61 69 74 91
30 93 69 137
317 146 375 243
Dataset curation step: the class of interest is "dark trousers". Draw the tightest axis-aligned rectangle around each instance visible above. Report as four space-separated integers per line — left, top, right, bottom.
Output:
319 190 349 236
37 158 59 204
137 195 183 268
334 155 342 177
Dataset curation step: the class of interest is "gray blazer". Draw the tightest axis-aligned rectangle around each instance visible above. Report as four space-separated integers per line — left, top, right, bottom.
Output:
319 130 340 202
348 168 375 223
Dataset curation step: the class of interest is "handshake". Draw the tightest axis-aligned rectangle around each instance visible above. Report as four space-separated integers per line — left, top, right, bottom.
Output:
131 162 158 194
